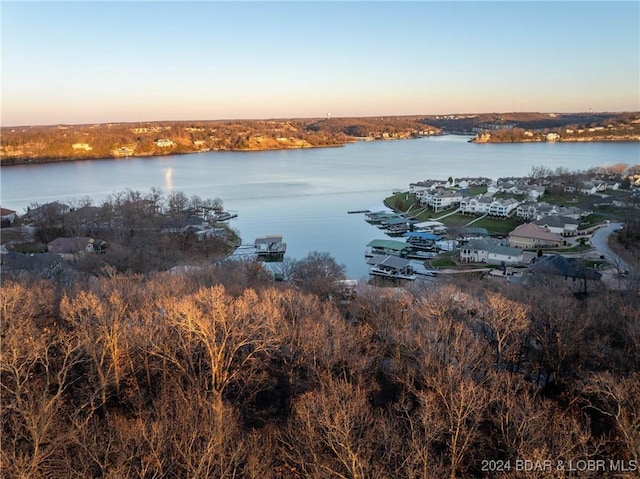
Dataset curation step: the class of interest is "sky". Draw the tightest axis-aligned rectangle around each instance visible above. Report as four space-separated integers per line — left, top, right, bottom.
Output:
1 1 639 126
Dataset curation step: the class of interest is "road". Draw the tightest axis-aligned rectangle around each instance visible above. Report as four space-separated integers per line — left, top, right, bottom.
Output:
590 222 630 273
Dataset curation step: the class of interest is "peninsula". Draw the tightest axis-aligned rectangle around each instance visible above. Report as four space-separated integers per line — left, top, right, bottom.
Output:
0 116 438 165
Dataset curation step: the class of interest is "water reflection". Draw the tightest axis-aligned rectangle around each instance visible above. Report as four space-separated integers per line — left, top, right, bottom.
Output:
164 167 174 190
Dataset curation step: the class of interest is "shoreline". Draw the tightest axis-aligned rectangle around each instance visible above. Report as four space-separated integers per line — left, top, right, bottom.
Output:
469 137 640 145
0 142 349 167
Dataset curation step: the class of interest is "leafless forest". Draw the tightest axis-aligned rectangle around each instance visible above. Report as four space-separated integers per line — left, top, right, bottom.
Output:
2 259 639 478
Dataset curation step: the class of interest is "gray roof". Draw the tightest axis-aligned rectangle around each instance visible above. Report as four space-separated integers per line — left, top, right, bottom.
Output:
367 254 411 270
533 215 579 228
367 239 409 251
464 238 521 257
48 237 93 254
530 254 602 281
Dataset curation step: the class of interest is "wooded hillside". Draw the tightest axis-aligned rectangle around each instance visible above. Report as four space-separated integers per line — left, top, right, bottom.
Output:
0 117 439 165
2 263 639 478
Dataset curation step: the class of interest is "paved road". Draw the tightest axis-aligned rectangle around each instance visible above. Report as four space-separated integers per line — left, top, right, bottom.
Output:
590 222 630 273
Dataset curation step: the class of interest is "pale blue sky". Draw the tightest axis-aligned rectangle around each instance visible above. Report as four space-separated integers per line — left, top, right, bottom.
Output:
2 1 639 126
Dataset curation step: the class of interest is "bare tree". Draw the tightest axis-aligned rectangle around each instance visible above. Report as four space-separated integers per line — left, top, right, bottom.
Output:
158 285 277 401
1 281 82 478
479 292 530 372
283 376 377 479
583 372 640 468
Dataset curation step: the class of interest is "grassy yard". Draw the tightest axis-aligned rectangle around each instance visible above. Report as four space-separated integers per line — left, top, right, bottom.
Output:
434 213 522 235
579 214 602 229
470 216 522 235
385 193 415 212
431 257 457 268
384 193 445 222
464 186 488 196
540 192 594 206
492 192 525 201
429 251 457 269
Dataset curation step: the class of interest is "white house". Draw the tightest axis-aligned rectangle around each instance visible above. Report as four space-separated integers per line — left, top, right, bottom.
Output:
489 198 519 217
409 179 448 195
460 195 519 217
72 143 93 151
459 195 493 215
155 139 176 148
459 238 524 265
526 186 546 200
532 215 580 236
419 189 463 212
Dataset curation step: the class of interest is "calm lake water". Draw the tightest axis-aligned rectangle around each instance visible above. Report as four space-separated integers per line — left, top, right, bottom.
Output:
2 135 639 278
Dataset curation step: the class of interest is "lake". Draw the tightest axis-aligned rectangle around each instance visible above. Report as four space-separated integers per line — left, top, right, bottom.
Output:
2 135 639 278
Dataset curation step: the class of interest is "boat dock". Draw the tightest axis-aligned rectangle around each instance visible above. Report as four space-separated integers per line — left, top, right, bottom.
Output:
212 210 238 221
232 235 286 262
366 255 417 281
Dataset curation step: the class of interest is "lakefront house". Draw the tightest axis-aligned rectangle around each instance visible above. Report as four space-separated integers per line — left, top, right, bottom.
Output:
508 223 564 249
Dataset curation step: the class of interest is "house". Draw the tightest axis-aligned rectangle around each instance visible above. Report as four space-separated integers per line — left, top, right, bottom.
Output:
114 146 135 156
529 254 602 294
580 181 606 195
1 207 17 225
526 186 546 200
459 195 493 215
409 179 448 196
454 177 491 187
508 223 564 249
162 216 225 239
419 189 463 212
48 237 96 257
497 177 530 188
459 238 523 265
24 201 70 222
155 139 175 148
460 195 519 217
532 215 579 236
489 198 519 217
516 202 585 222
254 235 286 261
72 143 93 151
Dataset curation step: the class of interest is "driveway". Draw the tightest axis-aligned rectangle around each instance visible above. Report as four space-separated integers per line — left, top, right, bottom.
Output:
590 222 630 273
